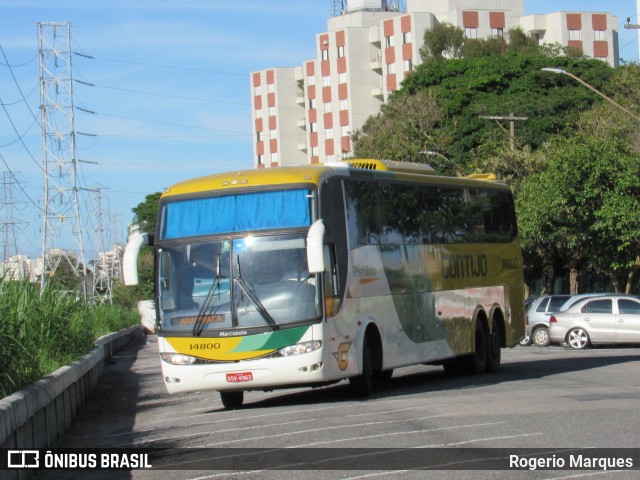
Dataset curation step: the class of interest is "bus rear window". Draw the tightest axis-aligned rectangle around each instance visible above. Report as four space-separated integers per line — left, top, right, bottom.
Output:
160 189 312 240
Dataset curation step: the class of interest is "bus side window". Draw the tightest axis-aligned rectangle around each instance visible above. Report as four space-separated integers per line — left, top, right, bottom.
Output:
159 250 176 310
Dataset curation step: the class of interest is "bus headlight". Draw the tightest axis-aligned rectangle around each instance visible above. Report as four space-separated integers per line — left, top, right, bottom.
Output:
161 353 197 365
278 340 322 357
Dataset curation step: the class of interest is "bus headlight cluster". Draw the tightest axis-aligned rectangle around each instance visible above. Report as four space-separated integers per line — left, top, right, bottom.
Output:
161 352 197 365
278 340 322 357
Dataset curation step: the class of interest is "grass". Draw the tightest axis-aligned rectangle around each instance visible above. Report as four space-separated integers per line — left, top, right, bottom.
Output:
0 280 139 398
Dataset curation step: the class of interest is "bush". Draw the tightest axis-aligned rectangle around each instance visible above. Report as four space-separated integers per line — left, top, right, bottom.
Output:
0 281 139 397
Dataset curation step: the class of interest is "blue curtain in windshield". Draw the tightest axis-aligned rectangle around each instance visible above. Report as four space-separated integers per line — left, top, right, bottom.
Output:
161 189 311 239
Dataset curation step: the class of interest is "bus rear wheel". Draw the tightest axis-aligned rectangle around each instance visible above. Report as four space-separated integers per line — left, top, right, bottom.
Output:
220 391 244 409
463 319 488 374
486 318 502 372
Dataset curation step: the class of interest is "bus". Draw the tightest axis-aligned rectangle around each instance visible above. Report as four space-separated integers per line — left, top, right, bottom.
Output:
123 159 525 408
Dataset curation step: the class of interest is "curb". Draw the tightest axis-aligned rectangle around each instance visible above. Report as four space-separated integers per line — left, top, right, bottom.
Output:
0 325 142 451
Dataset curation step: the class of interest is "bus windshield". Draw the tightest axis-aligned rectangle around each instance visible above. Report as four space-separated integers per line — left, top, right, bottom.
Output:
158 235 321 333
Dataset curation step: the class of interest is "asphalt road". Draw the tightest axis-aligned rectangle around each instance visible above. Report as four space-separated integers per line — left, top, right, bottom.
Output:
35 332 640 480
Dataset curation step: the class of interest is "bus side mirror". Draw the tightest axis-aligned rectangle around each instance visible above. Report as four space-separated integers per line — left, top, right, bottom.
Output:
123 232 150 285
307 219 325 274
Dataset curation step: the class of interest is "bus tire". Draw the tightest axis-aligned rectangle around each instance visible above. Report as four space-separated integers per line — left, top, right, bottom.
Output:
220 391 244 409
374 369 393 383
486 317 502 372
463 318 488 374
443 358 462 376
349 337 375 397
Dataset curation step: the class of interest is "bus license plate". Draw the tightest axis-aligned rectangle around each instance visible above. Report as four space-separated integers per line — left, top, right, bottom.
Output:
226 372 253 383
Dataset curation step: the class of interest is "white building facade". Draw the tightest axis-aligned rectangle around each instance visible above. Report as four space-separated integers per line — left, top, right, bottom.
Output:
251 0 618 167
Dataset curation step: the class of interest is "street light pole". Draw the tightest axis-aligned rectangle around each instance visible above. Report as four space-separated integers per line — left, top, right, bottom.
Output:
541 67 640 122
420 150 460 175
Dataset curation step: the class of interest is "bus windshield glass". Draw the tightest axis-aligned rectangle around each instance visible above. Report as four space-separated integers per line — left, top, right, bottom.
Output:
157 235 321 332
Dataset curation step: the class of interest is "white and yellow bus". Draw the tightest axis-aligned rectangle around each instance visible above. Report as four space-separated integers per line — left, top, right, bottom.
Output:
124 159 525 408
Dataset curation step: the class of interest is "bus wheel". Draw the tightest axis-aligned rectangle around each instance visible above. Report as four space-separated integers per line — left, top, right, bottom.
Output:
463 319 488 374
374 369 393 384
220 391 244 409
349 338 374 397
443 358 462 376
486 318 502 372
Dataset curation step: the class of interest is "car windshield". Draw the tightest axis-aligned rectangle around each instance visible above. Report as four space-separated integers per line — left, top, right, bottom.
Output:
157 234 321 332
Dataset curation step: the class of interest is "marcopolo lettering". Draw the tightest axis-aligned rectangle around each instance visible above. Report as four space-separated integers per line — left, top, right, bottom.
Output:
441 254 488 279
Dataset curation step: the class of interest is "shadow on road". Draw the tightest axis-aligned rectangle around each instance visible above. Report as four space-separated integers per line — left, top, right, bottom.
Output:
241 349 640 410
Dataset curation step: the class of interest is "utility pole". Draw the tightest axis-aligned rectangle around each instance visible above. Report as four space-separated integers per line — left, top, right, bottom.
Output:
479 113 528 151
38 22 87 295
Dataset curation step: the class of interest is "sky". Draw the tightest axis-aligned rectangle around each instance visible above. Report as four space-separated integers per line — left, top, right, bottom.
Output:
0 0 638 261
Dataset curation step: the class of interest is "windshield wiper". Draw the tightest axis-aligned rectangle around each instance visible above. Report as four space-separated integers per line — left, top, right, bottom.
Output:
193 256 221 337
235 256 278 331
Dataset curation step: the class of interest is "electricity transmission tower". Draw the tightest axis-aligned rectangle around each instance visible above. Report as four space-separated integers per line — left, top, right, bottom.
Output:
93 186 113 304
0 171 27 280
38 22 87 294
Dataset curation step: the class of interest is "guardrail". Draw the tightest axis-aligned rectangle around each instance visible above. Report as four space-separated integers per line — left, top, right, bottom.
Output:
0 325 142 456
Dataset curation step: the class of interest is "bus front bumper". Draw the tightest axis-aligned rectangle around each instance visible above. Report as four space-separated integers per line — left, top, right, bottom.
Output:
160 349 327 394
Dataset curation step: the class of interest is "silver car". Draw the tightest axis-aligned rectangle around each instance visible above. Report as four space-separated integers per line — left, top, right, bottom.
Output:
549 295 640 349
522 295 572 347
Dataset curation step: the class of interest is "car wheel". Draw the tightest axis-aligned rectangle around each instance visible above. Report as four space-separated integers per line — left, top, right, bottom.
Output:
220 391 244 409
566 328 590 350
532 327 550 347
519 332 532 346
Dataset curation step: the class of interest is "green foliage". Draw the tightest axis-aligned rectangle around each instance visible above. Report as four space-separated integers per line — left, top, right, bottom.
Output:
419 22 464 62
111 248 155 308
462 37 507 58
132 191 162 234
507 27 540 56
127 192 161 302
0 281 138 397
517 129 640 292
400 54 613 165
351 89 453 172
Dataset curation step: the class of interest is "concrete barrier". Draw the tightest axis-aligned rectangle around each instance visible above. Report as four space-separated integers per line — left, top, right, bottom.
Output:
0 325 142 453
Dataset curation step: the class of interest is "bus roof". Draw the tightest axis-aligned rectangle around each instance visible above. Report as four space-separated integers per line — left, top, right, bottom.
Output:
161 159 506 199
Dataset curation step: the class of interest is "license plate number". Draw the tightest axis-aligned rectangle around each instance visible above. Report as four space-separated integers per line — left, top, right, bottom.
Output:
226 372 253 383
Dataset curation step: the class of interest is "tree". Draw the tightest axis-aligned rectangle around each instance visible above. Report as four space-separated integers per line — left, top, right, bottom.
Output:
131 192 162 234
574 94 640 293
112 192 162 307
507 27 539 56
351 89 453 171
517 131 640 294
111 248 154 308
419 23 464 62
400 54 613 166
462 37 507 58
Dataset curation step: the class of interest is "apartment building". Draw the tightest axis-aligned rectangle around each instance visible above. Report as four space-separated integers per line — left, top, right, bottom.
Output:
251 0 619 167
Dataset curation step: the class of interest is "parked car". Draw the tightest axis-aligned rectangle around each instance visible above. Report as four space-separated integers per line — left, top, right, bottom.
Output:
549 294 640 349
521 295 572 347
555 293 610 313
